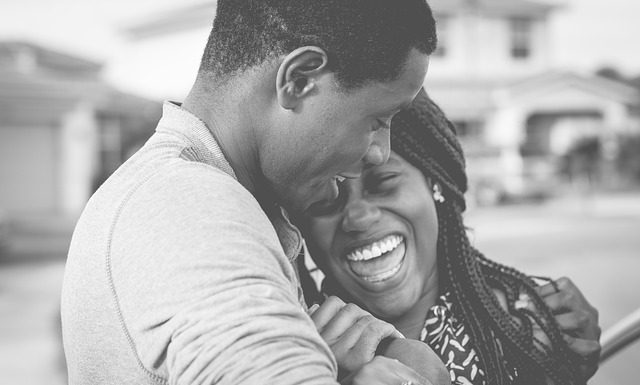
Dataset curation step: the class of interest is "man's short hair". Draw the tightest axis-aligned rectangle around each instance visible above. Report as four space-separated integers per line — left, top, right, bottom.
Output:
200 0 437 89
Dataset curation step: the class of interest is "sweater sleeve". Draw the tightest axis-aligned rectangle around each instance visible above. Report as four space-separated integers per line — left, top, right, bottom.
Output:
108 163 338 385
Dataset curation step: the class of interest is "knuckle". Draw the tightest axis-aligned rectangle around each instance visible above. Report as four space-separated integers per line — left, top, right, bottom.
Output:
557 276 572 288
564 333 575 344
355 314 375 328
324 295 345 308
577 310 589 326
586 340 602 354
343 303 363 315
562 290 575 303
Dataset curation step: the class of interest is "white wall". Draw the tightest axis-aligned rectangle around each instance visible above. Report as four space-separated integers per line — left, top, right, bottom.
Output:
58 103 99 216
429 13 551 80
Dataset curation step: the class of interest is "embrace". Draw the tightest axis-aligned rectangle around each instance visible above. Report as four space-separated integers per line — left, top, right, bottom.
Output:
61 1 600 384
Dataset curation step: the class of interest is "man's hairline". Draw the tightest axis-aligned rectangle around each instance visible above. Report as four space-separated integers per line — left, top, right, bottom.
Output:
200 46 428 94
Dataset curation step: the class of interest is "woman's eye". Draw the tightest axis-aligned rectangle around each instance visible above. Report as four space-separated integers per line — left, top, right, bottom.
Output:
366 174 397 192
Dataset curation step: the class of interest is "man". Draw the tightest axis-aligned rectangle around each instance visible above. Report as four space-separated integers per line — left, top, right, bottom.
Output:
61 1 438 384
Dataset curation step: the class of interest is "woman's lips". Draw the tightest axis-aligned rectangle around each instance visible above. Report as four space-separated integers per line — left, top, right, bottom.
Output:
347 236 406 283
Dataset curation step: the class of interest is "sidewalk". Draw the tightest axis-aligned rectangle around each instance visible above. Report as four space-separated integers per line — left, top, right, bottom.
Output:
465 191 640 242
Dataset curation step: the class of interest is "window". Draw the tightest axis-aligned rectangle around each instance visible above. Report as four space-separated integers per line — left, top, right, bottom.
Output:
433 16 449 58
453 120 482 139
510 17 532 59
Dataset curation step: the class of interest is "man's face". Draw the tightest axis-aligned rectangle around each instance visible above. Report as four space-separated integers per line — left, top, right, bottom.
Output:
263 49 430 215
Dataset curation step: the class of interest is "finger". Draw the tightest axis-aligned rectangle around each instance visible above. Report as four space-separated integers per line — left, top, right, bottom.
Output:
307 303 320 316
330 314 376 352
320 302 370 342
535 281 559 298
555 311 589 332
542 291 577 314
350 317 399 360
555 276 577 292
384 356 432 385
563 334 602 358
555 312 600 340
563 334 601 381
330 315 381 371
555 277 589 305
310 296 346 331
356 356 432 385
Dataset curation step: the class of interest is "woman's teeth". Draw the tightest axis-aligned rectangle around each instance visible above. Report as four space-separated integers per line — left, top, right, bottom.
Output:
346 235 406 283
346 234 402 261
362 263 403 282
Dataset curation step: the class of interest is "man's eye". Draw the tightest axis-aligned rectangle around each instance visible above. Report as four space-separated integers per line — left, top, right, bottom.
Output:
307 199 342 217
373 118 392 131
306 186 347 217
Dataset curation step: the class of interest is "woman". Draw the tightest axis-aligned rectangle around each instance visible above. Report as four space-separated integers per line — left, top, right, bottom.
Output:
298 89 601 385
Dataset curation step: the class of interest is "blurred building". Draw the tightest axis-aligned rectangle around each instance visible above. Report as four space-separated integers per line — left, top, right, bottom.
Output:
425 0 640 201
116 0 640 203
0 42 161 219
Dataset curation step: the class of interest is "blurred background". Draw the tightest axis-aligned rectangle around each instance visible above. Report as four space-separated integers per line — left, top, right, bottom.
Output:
0 0 639 384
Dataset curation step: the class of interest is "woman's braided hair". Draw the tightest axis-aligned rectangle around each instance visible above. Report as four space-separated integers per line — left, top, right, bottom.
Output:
390 89 584 385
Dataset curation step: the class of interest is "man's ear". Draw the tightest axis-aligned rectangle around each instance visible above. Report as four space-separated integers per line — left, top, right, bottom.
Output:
276 46 329 110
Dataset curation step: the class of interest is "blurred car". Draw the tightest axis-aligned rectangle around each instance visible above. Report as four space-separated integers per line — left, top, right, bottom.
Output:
0 210 8 256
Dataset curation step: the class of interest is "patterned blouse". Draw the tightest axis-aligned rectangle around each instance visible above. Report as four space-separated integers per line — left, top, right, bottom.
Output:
420 292 517 385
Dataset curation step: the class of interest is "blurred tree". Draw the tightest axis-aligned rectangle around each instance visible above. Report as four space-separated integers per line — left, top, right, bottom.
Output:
596 66 626 82
629 75 640 91
616 133 640 183
559 136 601 186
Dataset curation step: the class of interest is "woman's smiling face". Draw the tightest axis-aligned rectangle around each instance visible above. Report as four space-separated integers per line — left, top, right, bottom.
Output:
303 152 439 320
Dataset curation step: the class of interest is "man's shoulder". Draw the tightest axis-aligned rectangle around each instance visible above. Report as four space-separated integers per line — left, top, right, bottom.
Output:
135 160 265 221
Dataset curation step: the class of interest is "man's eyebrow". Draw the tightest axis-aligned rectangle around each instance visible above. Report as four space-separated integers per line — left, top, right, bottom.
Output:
400 100 413 110
390 100 412 114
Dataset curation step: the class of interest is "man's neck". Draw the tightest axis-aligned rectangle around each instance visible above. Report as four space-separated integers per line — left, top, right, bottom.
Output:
182 79 259 195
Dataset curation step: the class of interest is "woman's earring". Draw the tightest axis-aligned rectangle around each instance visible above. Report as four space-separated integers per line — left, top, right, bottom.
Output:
433 183 445 203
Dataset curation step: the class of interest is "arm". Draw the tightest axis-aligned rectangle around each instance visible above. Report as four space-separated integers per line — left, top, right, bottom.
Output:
111 166 338 384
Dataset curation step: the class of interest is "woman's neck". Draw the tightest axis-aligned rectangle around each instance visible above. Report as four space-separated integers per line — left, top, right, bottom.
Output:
393 272 440 340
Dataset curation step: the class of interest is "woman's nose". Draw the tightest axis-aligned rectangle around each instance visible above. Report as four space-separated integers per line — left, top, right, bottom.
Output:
341 200 381 233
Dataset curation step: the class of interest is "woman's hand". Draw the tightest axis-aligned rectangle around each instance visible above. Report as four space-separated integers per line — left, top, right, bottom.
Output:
536 276 601 380
309 296 404 375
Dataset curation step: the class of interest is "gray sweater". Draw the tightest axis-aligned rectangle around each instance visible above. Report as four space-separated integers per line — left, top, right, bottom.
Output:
61 102 338 385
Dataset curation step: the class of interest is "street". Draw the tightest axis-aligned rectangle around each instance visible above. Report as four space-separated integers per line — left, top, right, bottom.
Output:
0 192 638 384
466 193 640 385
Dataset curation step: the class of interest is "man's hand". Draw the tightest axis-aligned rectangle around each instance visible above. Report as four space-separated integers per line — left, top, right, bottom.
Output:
340 356 434 385
536 276 601 380
309 296 403 375
378 338 451 385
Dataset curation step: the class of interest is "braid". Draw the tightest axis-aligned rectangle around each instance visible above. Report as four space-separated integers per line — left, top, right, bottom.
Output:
437 202 507 384
392 88 584 384
436 199 586 384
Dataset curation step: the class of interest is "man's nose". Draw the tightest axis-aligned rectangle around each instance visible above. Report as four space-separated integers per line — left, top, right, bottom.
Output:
341 200 381 233
364 130 390 167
